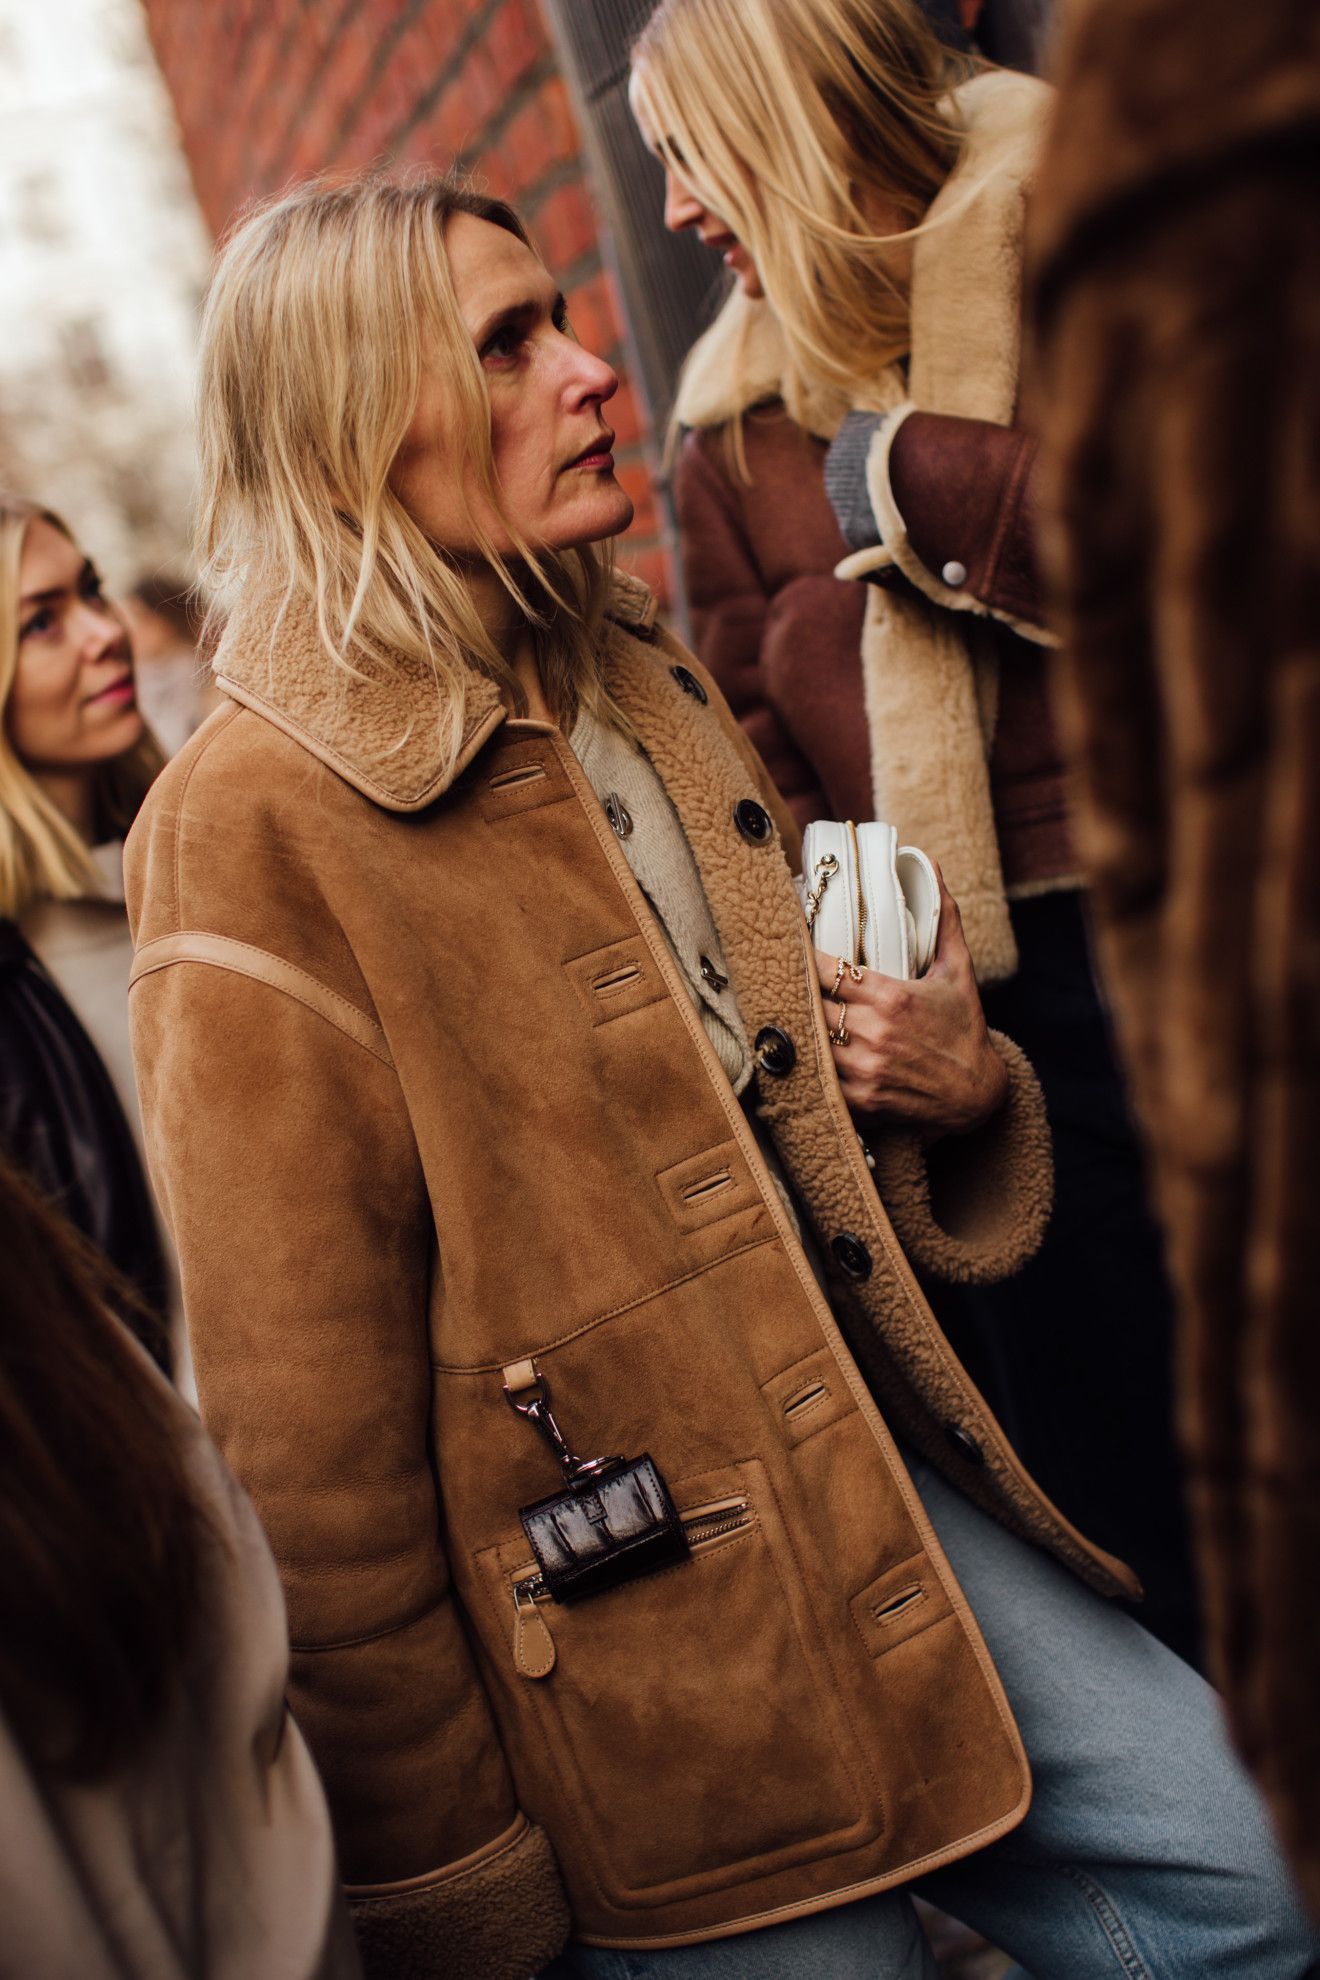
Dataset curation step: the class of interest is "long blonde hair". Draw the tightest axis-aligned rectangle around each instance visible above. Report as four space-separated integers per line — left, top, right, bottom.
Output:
196 173 616 770
0 499 160 920
632 0 967 422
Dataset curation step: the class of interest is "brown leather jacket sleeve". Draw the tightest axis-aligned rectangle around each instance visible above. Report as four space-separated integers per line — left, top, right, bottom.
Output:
674 424 872 828
887 411 1045 630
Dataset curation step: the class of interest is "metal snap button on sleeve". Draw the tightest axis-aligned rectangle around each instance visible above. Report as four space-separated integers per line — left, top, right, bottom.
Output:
942 559 968 587
734 798 773 843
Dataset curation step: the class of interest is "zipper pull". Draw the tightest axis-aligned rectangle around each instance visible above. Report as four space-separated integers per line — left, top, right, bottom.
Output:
513 1583 556 1680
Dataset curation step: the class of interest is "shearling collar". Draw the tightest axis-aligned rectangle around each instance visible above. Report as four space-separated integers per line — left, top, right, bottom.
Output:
213 569 658 812
672 66 1052 436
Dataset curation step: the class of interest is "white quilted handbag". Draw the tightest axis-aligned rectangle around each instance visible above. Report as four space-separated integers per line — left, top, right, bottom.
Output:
799 820 941 979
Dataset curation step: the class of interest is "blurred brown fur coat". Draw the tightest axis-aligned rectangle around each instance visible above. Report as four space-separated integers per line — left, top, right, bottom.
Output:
1031 0 1320 1910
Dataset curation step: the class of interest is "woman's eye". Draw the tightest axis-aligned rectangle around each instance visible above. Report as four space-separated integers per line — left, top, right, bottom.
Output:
19 607 56 640
81 572 104 601
481 327 523 365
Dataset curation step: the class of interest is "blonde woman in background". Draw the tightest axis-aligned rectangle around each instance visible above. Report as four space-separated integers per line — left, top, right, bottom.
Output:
632 0 1205 1673
124 172 1316 1980
0 497 180 1372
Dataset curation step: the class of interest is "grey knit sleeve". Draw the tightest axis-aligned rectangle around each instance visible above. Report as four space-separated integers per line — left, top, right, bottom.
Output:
822 409 890 553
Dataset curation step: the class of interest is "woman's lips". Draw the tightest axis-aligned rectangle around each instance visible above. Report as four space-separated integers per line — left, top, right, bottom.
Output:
566 433 616 472
85 675 136 709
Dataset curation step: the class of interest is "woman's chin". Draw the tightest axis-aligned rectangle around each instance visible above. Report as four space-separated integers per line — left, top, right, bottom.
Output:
555 487 636 550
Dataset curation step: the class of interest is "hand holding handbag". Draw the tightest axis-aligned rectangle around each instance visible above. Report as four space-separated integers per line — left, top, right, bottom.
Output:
800 820 940 979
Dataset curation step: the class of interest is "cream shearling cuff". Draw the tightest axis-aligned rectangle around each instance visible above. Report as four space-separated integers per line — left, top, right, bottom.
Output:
866 1029 1054 1285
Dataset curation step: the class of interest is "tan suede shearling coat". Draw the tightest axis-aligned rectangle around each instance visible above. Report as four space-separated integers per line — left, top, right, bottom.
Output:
124 573 1134 1980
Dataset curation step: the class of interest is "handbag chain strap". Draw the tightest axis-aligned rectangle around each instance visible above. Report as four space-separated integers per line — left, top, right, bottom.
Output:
804 829 866 970
803 852 839 932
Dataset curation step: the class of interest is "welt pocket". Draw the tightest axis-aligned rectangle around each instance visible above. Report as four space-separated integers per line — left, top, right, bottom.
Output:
507 1493 755 1680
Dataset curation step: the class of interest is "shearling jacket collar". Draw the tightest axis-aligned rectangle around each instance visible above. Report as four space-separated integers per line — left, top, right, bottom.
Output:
673 67 1052 438
212 570 659 812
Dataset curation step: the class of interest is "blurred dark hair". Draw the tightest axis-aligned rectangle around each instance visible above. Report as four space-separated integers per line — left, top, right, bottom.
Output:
130 572 207 647
0 1161 201 1779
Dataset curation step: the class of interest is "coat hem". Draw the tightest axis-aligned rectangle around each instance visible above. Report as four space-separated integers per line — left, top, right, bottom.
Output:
572 1780 1031 1948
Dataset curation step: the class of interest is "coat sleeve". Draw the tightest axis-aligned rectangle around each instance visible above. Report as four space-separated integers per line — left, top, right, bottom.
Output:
827 404 1049 642
127 950 569 1980
863 1030 1054 1285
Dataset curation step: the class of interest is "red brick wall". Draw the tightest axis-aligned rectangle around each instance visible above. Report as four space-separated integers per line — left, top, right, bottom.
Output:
140 0 671 599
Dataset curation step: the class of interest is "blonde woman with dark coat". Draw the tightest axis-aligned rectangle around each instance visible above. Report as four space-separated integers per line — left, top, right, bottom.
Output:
0 498 183 1371
636 0 1202 1669
125 170 1318 1980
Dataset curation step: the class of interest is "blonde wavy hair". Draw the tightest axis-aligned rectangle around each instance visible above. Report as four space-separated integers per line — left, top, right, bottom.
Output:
631 0 968 423
196 173 617 767
0 498 161 920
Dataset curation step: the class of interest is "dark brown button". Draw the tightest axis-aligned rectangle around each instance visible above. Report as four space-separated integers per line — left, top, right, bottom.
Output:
604 792 632 839
671 664 708 704
944 1424 985 1466
734 798 773 844
755 1025 795 1076
831 1233 872 1280
699 955 729 992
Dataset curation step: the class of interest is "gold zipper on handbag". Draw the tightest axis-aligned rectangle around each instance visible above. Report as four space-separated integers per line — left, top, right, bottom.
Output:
846 820 866 968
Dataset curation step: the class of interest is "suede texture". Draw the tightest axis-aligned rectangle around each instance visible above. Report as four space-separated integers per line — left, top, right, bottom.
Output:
125 574 1132 1970
673 70 1077 966
1030 0 1320 1913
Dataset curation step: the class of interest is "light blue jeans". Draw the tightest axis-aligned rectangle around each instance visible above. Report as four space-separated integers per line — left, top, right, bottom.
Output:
543 1449 1320 1980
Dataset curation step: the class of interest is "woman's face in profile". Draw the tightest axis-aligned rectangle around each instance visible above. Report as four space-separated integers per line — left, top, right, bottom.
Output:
6 518 144 777
390 214 635 561
628 73 765 300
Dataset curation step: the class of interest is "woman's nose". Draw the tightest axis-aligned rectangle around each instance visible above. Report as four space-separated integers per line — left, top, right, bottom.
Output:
78 601 125 662
663 167 706 235
567 343 619 411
